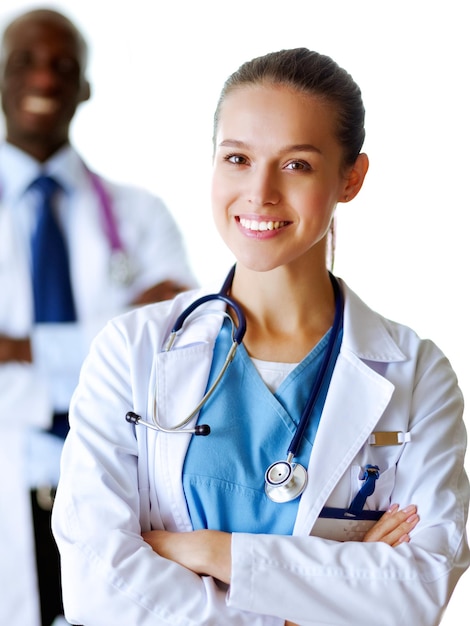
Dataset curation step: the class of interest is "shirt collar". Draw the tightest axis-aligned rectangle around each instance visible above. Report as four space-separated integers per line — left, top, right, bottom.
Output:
0 142 88 200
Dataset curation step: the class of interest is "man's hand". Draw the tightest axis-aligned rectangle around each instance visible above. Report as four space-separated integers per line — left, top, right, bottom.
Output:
132 281 190 305
0 335 32 363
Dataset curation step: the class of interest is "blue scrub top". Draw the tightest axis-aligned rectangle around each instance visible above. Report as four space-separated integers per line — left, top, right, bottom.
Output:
183 318 342 534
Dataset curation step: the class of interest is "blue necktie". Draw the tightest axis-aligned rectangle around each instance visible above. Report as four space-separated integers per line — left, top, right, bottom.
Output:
30 175 76 323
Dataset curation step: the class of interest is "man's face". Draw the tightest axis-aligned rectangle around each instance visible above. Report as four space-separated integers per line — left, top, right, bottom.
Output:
0 13 90 158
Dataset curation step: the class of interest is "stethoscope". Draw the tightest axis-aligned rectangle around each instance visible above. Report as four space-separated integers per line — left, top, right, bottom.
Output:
86 169 133 286
0 161 132 286
126 265 344 503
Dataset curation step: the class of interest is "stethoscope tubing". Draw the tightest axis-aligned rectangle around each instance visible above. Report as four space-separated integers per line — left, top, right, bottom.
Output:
87 168 124 254
287 274 343 458
126 265 344 503
156 332 238 433
159 265 245 430
161 266 343 452
168 293 246 347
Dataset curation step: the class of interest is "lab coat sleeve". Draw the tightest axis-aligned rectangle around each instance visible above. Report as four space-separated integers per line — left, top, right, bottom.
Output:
31 322 90 413
109 184 198 295
228 340 469 626
52 314 281 626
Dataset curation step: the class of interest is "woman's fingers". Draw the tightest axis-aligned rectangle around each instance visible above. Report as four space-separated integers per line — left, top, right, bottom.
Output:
363 504 419 545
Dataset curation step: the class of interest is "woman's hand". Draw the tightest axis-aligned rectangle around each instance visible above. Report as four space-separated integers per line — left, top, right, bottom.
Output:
142 506 419 581
363 503 419 546
282 505 419 626
144 505 419 626
142 529 232 584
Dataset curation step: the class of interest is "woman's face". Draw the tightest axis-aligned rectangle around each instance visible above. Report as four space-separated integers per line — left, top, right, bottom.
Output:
211 83 350 273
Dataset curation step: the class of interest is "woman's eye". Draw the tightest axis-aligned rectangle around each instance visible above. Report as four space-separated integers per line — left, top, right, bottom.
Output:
286 160 310 171
225 154 247 165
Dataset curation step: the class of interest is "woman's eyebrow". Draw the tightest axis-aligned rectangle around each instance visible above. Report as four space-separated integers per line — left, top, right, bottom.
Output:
218 139 322 154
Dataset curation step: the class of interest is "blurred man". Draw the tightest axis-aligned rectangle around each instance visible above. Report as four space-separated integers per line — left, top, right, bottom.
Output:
0 8 197 625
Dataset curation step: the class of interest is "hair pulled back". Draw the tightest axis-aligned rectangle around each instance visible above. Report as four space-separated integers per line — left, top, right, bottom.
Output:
213 47 365 167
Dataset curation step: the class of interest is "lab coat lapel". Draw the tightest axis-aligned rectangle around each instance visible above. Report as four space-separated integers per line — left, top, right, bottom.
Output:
151 298 226 532
293 352 395 535
294 282 406 535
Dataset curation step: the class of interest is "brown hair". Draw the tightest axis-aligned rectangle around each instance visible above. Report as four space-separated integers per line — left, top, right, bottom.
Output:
213 47 366 167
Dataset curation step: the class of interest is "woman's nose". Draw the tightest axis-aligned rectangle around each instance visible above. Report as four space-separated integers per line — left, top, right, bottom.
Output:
248 166 281 206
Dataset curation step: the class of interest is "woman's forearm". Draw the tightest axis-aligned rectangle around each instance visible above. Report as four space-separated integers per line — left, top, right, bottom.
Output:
142 529 232 584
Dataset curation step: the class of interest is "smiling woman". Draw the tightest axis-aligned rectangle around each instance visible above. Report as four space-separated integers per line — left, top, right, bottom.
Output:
1 2 469 625
50 46 469 626
211 82 368 284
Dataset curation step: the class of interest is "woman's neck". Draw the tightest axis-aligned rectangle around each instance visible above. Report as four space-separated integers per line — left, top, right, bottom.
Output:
230 263 336 362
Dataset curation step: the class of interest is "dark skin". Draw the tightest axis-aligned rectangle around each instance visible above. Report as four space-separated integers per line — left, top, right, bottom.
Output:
0 10 189 364
0 10 91 162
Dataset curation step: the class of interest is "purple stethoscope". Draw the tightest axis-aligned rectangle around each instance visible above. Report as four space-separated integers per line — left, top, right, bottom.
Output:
87 169 132 285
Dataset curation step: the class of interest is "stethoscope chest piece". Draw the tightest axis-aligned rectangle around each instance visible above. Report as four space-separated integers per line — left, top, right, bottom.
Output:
264 460 308 503
109 250 133 286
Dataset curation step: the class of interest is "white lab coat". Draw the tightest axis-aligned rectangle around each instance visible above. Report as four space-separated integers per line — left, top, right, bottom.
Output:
52 280 470 626
0 144 197 626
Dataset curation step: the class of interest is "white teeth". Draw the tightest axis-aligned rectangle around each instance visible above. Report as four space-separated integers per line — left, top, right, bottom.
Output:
240 217 285 231
22 96 59 114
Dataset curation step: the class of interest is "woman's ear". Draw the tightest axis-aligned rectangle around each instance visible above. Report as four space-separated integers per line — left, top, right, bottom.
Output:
339 153 369 203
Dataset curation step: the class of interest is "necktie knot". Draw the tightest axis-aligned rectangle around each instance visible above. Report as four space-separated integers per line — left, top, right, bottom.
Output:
29 174 61 199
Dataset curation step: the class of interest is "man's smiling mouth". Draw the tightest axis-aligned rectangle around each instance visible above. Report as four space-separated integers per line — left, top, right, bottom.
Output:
22 95 60 114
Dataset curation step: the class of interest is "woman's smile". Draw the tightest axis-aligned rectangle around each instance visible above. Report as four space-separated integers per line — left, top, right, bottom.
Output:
237 216 291 234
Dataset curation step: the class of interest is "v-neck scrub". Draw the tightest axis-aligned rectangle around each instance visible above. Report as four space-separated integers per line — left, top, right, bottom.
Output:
183 318 342 534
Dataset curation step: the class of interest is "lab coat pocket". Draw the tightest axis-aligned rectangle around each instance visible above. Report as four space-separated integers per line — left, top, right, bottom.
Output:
154 343 215 431
310 464 395 542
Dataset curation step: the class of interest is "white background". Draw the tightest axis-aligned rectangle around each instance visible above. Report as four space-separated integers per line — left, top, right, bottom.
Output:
1 1 468 623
